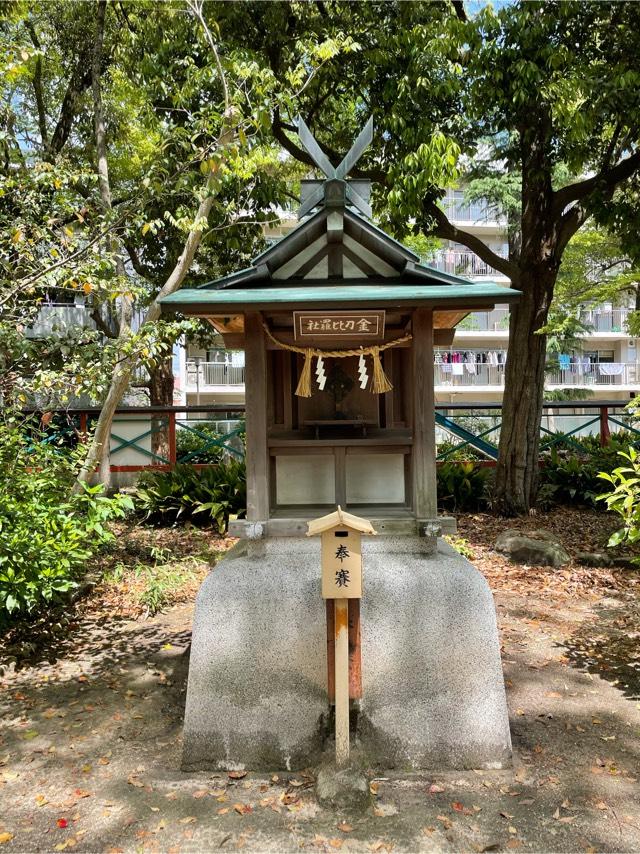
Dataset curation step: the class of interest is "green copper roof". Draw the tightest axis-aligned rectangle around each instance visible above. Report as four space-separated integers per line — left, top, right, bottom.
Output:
160 283 521 314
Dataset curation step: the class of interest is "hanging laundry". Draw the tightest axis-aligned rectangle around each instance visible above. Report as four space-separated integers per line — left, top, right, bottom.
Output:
451 363 464 375
598 363 624 376
558 353 571 370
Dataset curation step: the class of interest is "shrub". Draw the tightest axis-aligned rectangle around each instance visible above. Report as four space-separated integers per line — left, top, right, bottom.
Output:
538 438 639 508
597 447 640 563
437 461 490 512
175 422 225 464
134 461 246 532
0 425 133 622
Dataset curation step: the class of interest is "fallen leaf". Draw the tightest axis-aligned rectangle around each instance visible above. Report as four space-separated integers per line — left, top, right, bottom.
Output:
428 784 445 794
35 794 48 807
338 822 353 833
217 807 229 815
127 775 144 788
437 815 452 830
228 771 247 780
179 816 197 824
0 833 14 845
233 803 252 815
74 790 91 799
508 827 518 834
500 811 514 819
329 840 343 850
192 790 208 799
369 781 379 795
595 802 608 811
56 819 68 829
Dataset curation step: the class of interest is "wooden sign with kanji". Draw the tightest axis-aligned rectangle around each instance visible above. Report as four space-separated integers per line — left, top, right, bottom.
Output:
307 506 376 599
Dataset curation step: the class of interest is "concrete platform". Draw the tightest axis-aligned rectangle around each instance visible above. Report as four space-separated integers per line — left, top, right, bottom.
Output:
181 537 511 771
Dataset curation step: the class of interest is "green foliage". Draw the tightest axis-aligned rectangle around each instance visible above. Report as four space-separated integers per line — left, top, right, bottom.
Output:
175 423 225 464
134 462 246 532
444 535 475 561
437 462 490 512
597 447 640 562
103 549 200 616
538 435 640 508
0 425 133 622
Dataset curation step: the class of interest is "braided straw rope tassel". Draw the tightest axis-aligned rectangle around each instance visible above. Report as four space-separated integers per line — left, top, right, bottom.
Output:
262 322 411 397
295 349 314 397
370 347 393 393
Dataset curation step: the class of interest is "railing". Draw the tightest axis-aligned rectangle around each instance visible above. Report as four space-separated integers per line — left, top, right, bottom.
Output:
427 250 508 277
441 197 506 225
435 401 640 461
578 308 632 333
25 303 94 338
456 308 510 332
185 361 246 388
435 361 640 388
23 405 246 472
546 362 639 387
22 401 639 474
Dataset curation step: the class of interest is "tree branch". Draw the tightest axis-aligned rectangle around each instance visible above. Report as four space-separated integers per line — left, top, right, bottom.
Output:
90 306 118 339
425 201 518 281
25 21 48 149
451 0 467 22
553 149 640 213
47 61 92 158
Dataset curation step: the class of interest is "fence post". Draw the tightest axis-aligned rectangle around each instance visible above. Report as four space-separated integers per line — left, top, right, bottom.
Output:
168 411 177 468
599 405 611 447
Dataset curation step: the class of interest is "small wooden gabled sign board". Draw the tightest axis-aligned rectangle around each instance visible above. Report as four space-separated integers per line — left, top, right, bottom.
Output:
307 506 376 767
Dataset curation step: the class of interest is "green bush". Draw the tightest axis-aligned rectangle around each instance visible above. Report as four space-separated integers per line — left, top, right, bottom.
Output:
597 447 640 563
0 425 133 622
538 437 639 508
175 423 225 464
134 461 246 532
437 461 490 512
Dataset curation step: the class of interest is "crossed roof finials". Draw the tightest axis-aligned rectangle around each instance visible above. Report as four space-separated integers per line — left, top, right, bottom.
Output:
296 115 374 219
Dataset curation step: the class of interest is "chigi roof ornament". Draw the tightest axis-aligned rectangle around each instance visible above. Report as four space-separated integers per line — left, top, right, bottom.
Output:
297 116 373 220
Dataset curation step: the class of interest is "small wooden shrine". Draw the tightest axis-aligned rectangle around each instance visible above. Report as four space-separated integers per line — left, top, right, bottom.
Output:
161 119 520 534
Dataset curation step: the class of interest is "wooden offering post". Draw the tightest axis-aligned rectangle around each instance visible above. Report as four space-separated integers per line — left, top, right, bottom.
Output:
307 506 376 767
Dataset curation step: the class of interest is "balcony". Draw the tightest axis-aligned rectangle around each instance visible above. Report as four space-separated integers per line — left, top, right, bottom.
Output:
434 361 640 389
456 308 510 332
185 361 245 390
427 250 508 278
578 308 632 334
441 197 507 226
25 303 94 339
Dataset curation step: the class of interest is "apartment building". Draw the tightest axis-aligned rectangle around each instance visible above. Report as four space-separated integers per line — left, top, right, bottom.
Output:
176 188 639 412
28 189 638 413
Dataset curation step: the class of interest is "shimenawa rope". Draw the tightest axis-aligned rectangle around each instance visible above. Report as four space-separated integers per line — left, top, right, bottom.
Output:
261 321 412 397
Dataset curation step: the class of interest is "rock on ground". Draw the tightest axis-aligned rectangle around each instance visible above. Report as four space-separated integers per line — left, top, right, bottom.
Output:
495 528 571 567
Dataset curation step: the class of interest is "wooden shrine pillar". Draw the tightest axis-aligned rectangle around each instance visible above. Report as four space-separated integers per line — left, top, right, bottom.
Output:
244 311 269 521
412 308 437 520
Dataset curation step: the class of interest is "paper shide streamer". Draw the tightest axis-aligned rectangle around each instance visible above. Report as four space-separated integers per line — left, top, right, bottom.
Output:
261 322 411 398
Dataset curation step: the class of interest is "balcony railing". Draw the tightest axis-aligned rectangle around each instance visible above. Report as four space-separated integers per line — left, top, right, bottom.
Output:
441 198 506 225
456 308 511 332
435 361 640 388
427 250 508 277
25 303 94 338
185 361 245 388
578 308 631 333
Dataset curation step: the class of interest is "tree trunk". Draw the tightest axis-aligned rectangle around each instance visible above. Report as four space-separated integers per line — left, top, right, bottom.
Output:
493 264 557 515
149 354 175 462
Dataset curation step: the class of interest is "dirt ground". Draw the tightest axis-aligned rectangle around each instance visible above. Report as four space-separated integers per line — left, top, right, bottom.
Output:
1 509 640 853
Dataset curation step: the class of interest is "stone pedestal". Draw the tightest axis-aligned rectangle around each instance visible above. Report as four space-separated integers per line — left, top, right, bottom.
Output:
181 537 511 771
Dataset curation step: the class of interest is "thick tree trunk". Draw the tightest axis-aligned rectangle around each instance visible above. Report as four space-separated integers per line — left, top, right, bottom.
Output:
494 264 557 515
149 354 175 461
